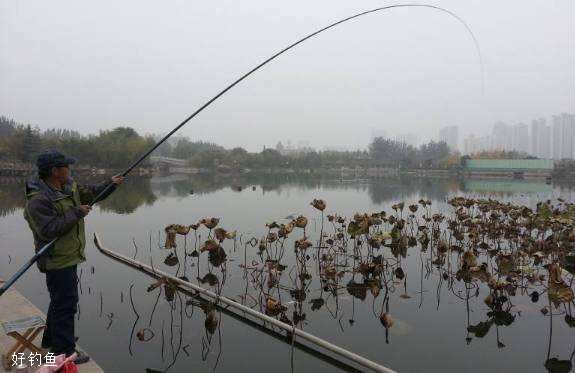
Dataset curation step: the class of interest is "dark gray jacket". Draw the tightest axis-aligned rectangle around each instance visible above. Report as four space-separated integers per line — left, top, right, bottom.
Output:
24 178 115 271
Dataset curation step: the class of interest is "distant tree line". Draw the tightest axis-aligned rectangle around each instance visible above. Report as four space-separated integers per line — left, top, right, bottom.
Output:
0 116 156 168
1 116 463 171
369 137 454 169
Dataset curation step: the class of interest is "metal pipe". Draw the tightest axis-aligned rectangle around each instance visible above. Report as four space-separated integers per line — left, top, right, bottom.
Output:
93 233 396 373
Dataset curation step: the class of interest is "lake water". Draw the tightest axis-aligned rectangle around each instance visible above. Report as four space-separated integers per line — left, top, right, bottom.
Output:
1 174 574 373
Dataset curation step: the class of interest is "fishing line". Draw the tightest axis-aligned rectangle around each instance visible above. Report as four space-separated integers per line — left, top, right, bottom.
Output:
0 3 483 297
118 2 483 180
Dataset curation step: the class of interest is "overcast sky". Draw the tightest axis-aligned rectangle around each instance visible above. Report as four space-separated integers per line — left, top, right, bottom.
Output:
1 0 574 151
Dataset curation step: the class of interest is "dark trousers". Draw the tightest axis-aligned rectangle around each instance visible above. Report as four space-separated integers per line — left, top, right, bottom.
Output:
41 265 78 355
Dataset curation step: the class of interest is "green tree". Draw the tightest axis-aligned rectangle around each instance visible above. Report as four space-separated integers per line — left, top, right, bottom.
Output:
21 125 42 162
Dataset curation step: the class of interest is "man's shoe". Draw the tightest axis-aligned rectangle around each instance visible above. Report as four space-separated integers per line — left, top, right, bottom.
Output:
70 350 90 365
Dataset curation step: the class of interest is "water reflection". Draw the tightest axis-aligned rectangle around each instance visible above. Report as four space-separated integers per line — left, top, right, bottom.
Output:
0 179 23 217
5 175 574 372
98 178 157 214
3 175 575 217
89 196 575 372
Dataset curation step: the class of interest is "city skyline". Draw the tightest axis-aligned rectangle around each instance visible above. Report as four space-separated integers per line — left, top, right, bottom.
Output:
462 112 575 159
269 111 575 160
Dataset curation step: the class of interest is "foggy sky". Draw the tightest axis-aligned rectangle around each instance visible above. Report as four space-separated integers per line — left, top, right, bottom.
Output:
1 0 574 151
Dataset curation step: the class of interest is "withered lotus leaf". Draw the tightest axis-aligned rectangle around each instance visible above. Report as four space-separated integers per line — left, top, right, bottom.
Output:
310 298 325 311
205 310 219 335
198 273 219 286
174 224 191 235
311 199 326 211
380 313 394 328
163 253 179 267
395 267 405 280
201 217 220 229
293 216 308 228
346 280 367 301
467 320 493 338
267 232 278 243
214 227 227 242
200 239 220 253
266 221 280 229
278 223 294 238
295 237 312 250
164 225 177 249
462 250 477 268
208 246 227 267
266 297 287 316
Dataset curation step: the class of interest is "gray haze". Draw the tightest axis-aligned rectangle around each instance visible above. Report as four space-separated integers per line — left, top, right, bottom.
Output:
1 0 574 151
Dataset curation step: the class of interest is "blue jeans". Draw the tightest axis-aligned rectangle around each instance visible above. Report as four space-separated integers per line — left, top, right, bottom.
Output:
41 265 78 355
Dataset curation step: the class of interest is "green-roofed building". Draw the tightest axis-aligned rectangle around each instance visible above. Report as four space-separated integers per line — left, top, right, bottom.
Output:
464 159 553 178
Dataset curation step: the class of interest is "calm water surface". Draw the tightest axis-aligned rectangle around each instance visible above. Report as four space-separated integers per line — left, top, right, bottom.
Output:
1 175 574 373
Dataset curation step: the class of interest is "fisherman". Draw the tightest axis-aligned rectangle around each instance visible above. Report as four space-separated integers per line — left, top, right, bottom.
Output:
23 150 124 364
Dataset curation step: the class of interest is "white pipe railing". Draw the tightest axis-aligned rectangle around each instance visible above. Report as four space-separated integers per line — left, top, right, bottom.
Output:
94 233 396 373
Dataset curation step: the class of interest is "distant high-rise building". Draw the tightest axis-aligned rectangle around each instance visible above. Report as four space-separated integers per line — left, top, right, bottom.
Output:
540 123 552 159
530 119 551 158
552 115 562 159
512 123 529 154
439 125 459 151
463 112 573 159
561 113 575 159
492 122 513 151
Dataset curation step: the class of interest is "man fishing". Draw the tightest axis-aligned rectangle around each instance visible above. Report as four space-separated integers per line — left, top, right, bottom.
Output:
23 150 124 364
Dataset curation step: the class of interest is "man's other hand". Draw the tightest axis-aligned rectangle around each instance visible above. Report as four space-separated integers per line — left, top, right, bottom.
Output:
111 175 124 185
79 205 92 215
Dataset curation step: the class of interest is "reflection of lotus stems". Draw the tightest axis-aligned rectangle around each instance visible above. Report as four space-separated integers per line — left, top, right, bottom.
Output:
164 292 185 372
132 237 138 260
128 283 139 356
547 297 553 360
149 287 162 327
419 253 424 309
161 319 165 362
149 232 155 271
99 291 103 317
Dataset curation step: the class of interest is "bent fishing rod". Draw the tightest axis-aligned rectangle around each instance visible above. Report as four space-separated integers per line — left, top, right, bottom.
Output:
0 3 482 297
